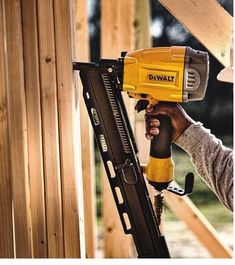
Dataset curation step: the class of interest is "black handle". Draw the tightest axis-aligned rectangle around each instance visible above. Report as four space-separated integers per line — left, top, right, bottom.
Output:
150 115 173 158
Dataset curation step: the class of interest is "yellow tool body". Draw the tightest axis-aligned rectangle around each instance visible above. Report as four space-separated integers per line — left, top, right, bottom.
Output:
147 156 174 184
123 46 185 105
121 46 209 191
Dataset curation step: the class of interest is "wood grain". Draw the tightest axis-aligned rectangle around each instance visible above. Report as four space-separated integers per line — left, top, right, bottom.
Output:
0 0 14 257
53 0 82 258
101 0 135 258
3 0 32 257
37 0 64 257
21 0 47 258
74 0 96 258
159 0 233 67
135 0 151 49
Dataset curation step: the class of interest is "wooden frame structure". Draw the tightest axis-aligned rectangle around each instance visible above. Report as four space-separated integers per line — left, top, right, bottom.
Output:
0 0 233 259
0 0 86 258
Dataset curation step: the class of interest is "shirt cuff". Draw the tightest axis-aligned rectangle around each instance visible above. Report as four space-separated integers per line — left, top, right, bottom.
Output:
175 122 211 154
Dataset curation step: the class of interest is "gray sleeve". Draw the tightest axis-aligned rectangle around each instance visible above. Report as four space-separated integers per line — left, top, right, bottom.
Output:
175 122 233 211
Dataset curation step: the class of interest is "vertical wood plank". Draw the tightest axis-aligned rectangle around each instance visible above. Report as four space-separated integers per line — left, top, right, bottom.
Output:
134 0 151 165
0 0 14 258
159 0 233 67
37 0 64 257
74 0 97 258
21 0 47 258
53 0 82 258
3 0 32 257
135 0 151 49
134 0 156 215
101 0 135 258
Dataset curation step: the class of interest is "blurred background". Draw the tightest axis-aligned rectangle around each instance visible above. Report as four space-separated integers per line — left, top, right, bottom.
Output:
88 0 233 257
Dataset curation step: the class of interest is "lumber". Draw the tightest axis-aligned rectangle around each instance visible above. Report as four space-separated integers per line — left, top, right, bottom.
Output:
135 0 151 49
159 0 233 67
3 0 32 257
74 0 96 258
101 0 134 258
135 121 150 164
53 0 82 258
134 0 152 164
0 0 14 258
37 0 64 257
21 0 47 258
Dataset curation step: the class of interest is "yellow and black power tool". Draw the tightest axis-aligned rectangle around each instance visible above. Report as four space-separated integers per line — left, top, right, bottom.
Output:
121 46 209 193
74 46 209 257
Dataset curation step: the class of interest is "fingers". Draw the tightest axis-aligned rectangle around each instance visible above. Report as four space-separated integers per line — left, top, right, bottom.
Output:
145 133 153 140
145 117 160 140
145 117 160 128
146 117 159 125
146 103 175 117
149 128 159 135
145 128 159 140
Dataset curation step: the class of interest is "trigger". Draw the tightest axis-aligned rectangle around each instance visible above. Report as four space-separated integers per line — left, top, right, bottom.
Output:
135 100 149 112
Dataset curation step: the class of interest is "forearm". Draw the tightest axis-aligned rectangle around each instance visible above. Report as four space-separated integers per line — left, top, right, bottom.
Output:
175 123 233 211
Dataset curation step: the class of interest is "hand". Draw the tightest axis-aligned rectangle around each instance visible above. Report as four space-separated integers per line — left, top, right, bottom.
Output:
145 102 196 142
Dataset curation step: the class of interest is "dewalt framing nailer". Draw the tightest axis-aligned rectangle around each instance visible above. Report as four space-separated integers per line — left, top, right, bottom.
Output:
73 46 209 258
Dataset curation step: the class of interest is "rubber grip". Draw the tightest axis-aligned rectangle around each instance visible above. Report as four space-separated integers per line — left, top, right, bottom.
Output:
150 115 173 158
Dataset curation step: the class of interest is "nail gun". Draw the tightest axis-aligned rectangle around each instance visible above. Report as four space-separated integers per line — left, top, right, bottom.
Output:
73 46 209 258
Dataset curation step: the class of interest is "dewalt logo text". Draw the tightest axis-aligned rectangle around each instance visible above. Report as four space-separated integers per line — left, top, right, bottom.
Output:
148 74 175 82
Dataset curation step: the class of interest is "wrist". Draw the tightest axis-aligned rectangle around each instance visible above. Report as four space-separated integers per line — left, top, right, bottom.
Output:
174 118 196 141
183 119 196 133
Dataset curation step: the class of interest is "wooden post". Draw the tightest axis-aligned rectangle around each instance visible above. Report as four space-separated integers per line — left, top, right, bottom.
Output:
159 0 233 67
21 0 47 258
134 0 158 216
135 0 151 49
134 0 151 164
1 0 88 258
53 0 83 258
74 0 97 258
3 0 32 257
37 0 64 258
101 0 135 258
0 0 14 258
